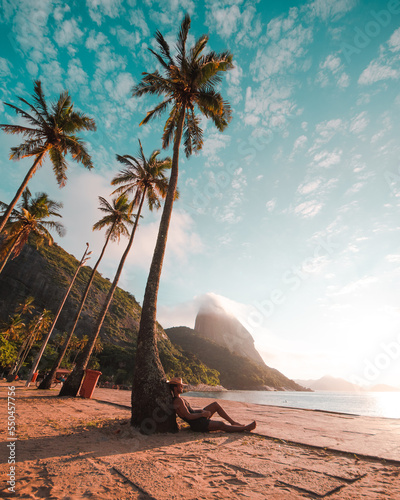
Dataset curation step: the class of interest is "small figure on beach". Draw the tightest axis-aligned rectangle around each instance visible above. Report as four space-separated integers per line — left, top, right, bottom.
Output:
168 377 256 433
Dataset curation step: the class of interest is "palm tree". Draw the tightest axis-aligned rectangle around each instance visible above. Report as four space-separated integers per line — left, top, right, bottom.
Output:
130 14 233 433
60 141 172 397
0 190 65 275
15 296 36 317
0 315 25 341
38 195 132 390
8 309 53 380
25 243 92 386
0 80 96 233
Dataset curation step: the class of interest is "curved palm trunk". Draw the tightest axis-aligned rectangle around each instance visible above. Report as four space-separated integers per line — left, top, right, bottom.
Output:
60 194 146 397
0 238 19 275
39 231 114 390
25 248 87 387
131 109 185 434
0 153 45 234
7 330 34 381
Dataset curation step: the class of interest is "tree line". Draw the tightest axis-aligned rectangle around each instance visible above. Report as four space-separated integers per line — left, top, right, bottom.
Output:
0 14 233 433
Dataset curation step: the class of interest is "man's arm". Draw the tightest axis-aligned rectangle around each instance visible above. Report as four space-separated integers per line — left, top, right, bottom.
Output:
173 398 211 420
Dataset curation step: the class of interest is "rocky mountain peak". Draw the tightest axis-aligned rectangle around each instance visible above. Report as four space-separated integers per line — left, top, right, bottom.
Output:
194 299 265 366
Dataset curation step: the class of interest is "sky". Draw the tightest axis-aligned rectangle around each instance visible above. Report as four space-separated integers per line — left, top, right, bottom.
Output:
1 0 400 387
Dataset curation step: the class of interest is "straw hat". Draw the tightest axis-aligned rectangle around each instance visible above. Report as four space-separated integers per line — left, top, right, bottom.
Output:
167 377 187 386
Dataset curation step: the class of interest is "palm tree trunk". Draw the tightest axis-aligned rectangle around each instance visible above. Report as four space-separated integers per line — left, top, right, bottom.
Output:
39 232 113 390
0 238 19 275
25 245 89 387
7 331 32 380
131 108 185 433
60 193 146 397
0 153 45 234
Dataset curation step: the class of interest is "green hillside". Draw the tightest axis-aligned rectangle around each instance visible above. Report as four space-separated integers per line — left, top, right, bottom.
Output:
0 238 219 386
166 326 308 391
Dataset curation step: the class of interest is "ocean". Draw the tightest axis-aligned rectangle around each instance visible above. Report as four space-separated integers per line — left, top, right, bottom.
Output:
185 390 400 419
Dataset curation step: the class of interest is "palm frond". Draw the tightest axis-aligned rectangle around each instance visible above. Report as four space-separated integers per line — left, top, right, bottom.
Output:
162 105 179 149
2 102 43 129
63 135 94 169
154 30 174 66
189 34 209 62
176 14 191 64
139 98 172 126
48 147 68 187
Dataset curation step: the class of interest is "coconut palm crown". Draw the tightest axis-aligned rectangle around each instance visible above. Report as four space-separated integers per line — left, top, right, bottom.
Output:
0 190 65 275
0 80 96 233
111 139 172 209
132 13 233 157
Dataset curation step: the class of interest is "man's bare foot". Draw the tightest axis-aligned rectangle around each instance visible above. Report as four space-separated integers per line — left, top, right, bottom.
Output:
243 421 256 432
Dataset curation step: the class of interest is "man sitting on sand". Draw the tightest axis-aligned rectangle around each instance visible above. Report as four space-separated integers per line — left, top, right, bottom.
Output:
168 377 256 433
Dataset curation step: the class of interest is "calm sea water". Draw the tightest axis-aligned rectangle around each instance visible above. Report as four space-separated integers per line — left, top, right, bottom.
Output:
185 390 400 419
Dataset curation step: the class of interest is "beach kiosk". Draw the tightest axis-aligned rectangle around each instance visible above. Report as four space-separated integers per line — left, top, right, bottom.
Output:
79 369 102 399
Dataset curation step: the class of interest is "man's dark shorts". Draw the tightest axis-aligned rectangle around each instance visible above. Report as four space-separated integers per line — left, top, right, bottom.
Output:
189 417 210 432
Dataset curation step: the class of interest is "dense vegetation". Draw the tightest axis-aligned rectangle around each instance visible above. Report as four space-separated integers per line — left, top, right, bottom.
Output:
0 237 219 386
166 326 308 391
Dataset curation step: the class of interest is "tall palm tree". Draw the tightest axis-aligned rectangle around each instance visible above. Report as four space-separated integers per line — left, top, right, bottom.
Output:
0 190 65 275
25 243 92 386
60 141 172 397
0 80 96 233
39 195 133 390
130 14 233 433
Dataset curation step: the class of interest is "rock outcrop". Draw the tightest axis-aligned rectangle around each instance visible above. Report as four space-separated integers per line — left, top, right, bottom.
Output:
194 300 265 366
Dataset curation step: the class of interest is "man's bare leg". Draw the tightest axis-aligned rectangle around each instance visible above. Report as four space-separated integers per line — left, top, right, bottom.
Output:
203 402 244 426
208 420 256 433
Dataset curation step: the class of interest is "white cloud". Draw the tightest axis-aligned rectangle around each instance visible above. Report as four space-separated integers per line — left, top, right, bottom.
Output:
358 28 400 85
304 0 357 21
297 179 321 195
129 9 150 37
54 19 84 47
293 134 308 151
359 61 399 85
104 72 135 103
349 111 369 134
244 84 296 131
67 58 89 86
315 53 349 88
388 27 400 52
0 57 12 77
313 149 342 168
201 133 231 167
205 0 262 47
266 199 276 212
252 19 313 80
226 61 243 104
329 276 379 296
111 26 141 51
294 200 323 218
86 0 124 25
85 30 109 51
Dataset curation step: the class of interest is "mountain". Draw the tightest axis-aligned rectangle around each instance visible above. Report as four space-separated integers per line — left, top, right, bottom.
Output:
367 384 400 392
295 375 362 392
0 237 219 386
194 300 265 366
166 326 309 391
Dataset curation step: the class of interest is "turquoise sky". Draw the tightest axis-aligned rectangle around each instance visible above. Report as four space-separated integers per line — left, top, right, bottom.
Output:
1 0 400 386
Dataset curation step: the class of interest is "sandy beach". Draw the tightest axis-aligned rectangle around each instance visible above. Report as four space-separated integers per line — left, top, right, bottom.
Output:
1 382 400 499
